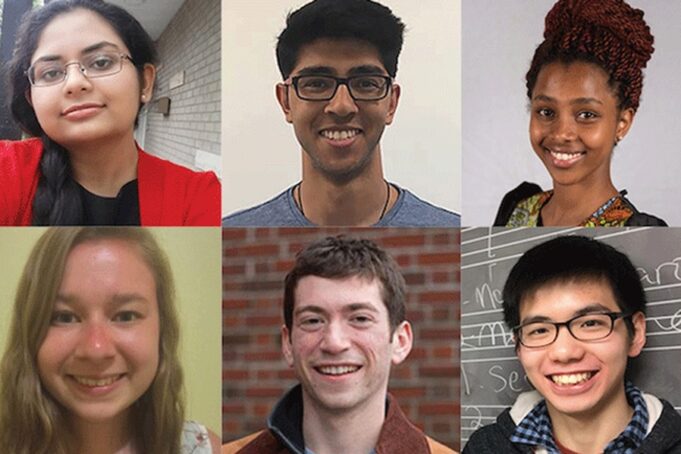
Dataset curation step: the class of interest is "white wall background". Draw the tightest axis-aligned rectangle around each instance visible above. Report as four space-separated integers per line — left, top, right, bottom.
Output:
222 0 461 217
462 0 681 226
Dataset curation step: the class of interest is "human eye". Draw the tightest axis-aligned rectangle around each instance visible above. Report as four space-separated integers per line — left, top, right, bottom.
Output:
577 111 599 121
350 313 374 326
112 311 142 323
535 107 555 119
34 63 65 84
50 310 79 325
576 314 609 330
86 53 117 73
523 323 551 337
299 315 324 330
299 76 332 91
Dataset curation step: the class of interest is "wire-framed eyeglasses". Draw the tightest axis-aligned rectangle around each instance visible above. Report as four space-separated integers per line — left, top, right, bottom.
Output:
513 311 631 348
287 74 393 101
27 53 134 87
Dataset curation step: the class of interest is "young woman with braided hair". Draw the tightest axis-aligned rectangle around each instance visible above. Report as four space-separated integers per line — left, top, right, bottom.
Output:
494 0 667 227
1 0 220 226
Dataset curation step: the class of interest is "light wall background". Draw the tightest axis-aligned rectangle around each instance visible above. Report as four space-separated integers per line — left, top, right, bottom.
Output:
222 0 461 217
0 228 221 437
462 0 681 226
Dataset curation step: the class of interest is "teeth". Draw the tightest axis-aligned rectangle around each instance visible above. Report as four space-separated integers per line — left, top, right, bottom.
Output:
318 365 360 375
73 375 120 387
551 372 593 385
550 150 583 161
321 129 359 141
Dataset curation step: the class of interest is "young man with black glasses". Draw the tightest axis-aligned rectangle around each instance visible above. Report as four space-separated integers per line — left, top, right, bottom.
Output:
464 236 681 453
222 0 460 227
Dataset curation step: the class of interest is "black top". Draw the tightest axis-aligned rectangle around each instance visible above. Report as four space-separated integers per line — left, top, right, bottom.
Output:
79 180 140 225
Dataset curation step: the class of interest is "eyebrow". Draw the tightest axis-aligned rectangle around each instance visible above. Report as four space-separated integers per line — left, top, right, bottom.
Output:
532 94 603 106
294 302 380 317
293 64 388 77
520 303 615 325
32 41 121 63
55 292 150 308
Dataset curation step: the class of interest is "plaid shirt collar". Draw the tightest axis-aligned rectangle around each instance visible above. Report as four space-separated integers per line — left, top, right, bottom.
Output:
510 382 648 453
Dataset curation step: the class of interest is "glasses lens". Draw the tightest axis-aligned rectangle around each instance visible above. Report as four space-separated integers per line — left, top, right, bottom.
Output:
30 62 67 86
569 313 614 341
296 76 337 100
83 53 122 77
519 322 556 347
349 76 389 100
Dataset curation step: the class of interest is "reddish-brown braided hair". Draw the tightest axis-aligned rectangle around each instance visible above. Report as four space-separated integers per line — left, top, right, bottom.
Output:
526 0 654 111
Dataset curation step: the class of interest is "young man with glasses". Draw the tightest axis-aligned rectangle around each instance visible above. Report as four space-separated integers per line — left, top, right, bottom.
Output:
222 0 460 227
464 236 681 453
222 236 456 454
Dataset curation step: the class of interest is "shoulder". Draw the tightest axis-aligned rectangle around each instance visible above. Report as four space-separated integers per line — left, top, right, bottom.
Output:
463 408 524 454
0 138 43 226
616 193 667 226
222 430 283 454
641 397 681 452
0 137 43 167
181 421 220 453
426 436 458 454
494 182 543 226
381 185 460 227
138 149 218 186
222 186 308 227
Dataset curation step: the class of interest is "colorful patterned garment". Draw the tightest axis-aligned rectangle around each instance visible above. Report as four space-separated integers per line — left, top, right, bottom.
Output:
506 190 635 227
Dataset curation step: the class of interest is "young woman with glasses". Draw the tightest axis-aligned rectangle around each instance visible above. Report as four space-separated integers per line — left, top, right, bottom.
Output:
2 0 219 226
0 227 220 454
494 0 666 227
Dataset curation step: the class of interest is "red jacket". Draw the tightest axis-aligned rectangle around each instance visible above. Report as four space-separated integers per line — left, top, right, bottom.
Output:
0 138 220 226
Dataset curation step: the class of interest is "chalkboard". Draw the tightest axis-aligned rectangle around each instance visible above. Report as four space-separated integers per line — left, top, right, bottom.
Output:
461 227 681 445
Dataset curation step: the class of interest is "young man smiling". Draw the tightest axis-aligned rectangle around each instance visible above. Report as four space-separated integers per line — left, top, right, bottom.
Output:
464 236 681 454
223 236 455 454
222 0 460 227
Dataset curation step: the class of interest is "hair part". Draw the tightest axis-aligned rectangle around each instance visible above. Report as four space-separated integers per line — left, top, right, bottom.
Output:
502 236 646 344
283 235 406 334
275 0 405 79
526 0 654 112
6 0 157 225
0 228 184 454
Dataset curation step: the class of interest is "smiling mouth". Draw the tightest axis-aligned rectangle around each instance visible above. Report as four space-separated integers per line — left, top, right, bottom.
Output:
320 129 361 141
549 371 595 386
547 149 586 162
315 365 361 376
72 374 124 387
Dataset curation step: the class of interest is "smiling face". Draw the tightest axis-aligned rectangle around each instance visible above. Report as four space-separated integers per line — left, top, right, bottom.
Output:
276 38 400 183
529 61 634 190
282 275 411 415
37 239 160 427
517 279 645 420
28 8 154 149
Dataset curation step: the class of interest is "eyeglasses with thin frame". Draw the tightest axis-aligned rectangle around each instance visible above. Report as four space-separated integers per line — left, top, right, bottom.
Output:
287 74 393 101
27 53 135 87
513 311 631 348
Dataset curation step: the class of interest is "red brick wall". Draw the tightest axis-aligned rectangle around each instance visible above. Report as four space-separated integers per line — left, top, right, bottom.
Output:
223 227 461 450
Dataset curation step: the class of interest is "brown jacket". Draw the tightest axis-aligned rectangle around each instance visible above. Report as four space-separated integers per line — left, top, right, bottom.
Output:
222 386 456 454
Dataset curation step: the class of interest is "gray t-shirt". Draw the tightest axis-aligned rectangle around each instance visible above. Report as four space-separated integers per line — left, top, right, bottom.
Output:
222 183 460 227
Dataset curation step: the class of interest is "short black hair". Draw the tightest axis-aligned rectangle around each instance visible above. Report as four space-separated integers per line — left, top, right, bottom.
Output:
283 235 406 334
276 0 405 79
503 236 646 336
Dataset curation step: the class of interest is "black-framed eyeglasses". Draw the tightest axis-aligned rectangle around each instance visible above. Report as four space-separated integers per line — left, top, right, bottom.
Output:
287 74 393 101
513 311 631 348
27 53 134 87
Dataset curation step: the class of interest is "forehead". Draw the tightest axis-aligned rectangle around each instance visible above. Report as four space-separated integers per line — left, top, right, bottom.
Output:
291 38 386 76
520 279 620 321
294 275 387 315
533 61 616 102
61 239 152 285
32 8 128 63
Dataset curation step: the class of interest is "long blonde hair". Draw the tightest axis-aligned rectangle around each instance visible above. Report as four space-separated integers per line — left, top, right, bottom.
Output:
0 228 185 454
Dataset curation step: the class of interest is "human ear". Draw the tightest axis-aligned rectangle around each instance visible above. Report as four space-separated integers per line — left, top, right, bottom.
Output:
384 83 400 126
281 325 295 367
276 83 292 124
390 320 413 365
615 107 635 143
140 64 156 104
627 311 646 358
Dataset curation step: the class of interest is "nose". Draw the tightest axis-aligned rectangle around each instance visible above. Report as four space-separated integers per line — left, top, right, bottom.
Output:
62 62 93 94
74 321 116 361
550 114 577 142
319 321 351 355
547 325 585 363
324 83 359 118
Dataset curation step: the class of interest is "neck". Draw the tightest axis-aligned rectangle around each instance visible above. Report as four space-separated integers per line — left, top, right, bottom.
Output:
302 391 386 454
548 386 633 454
542 177 618 226
69 413 135 454
65 132 139 197
299 152 393 226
